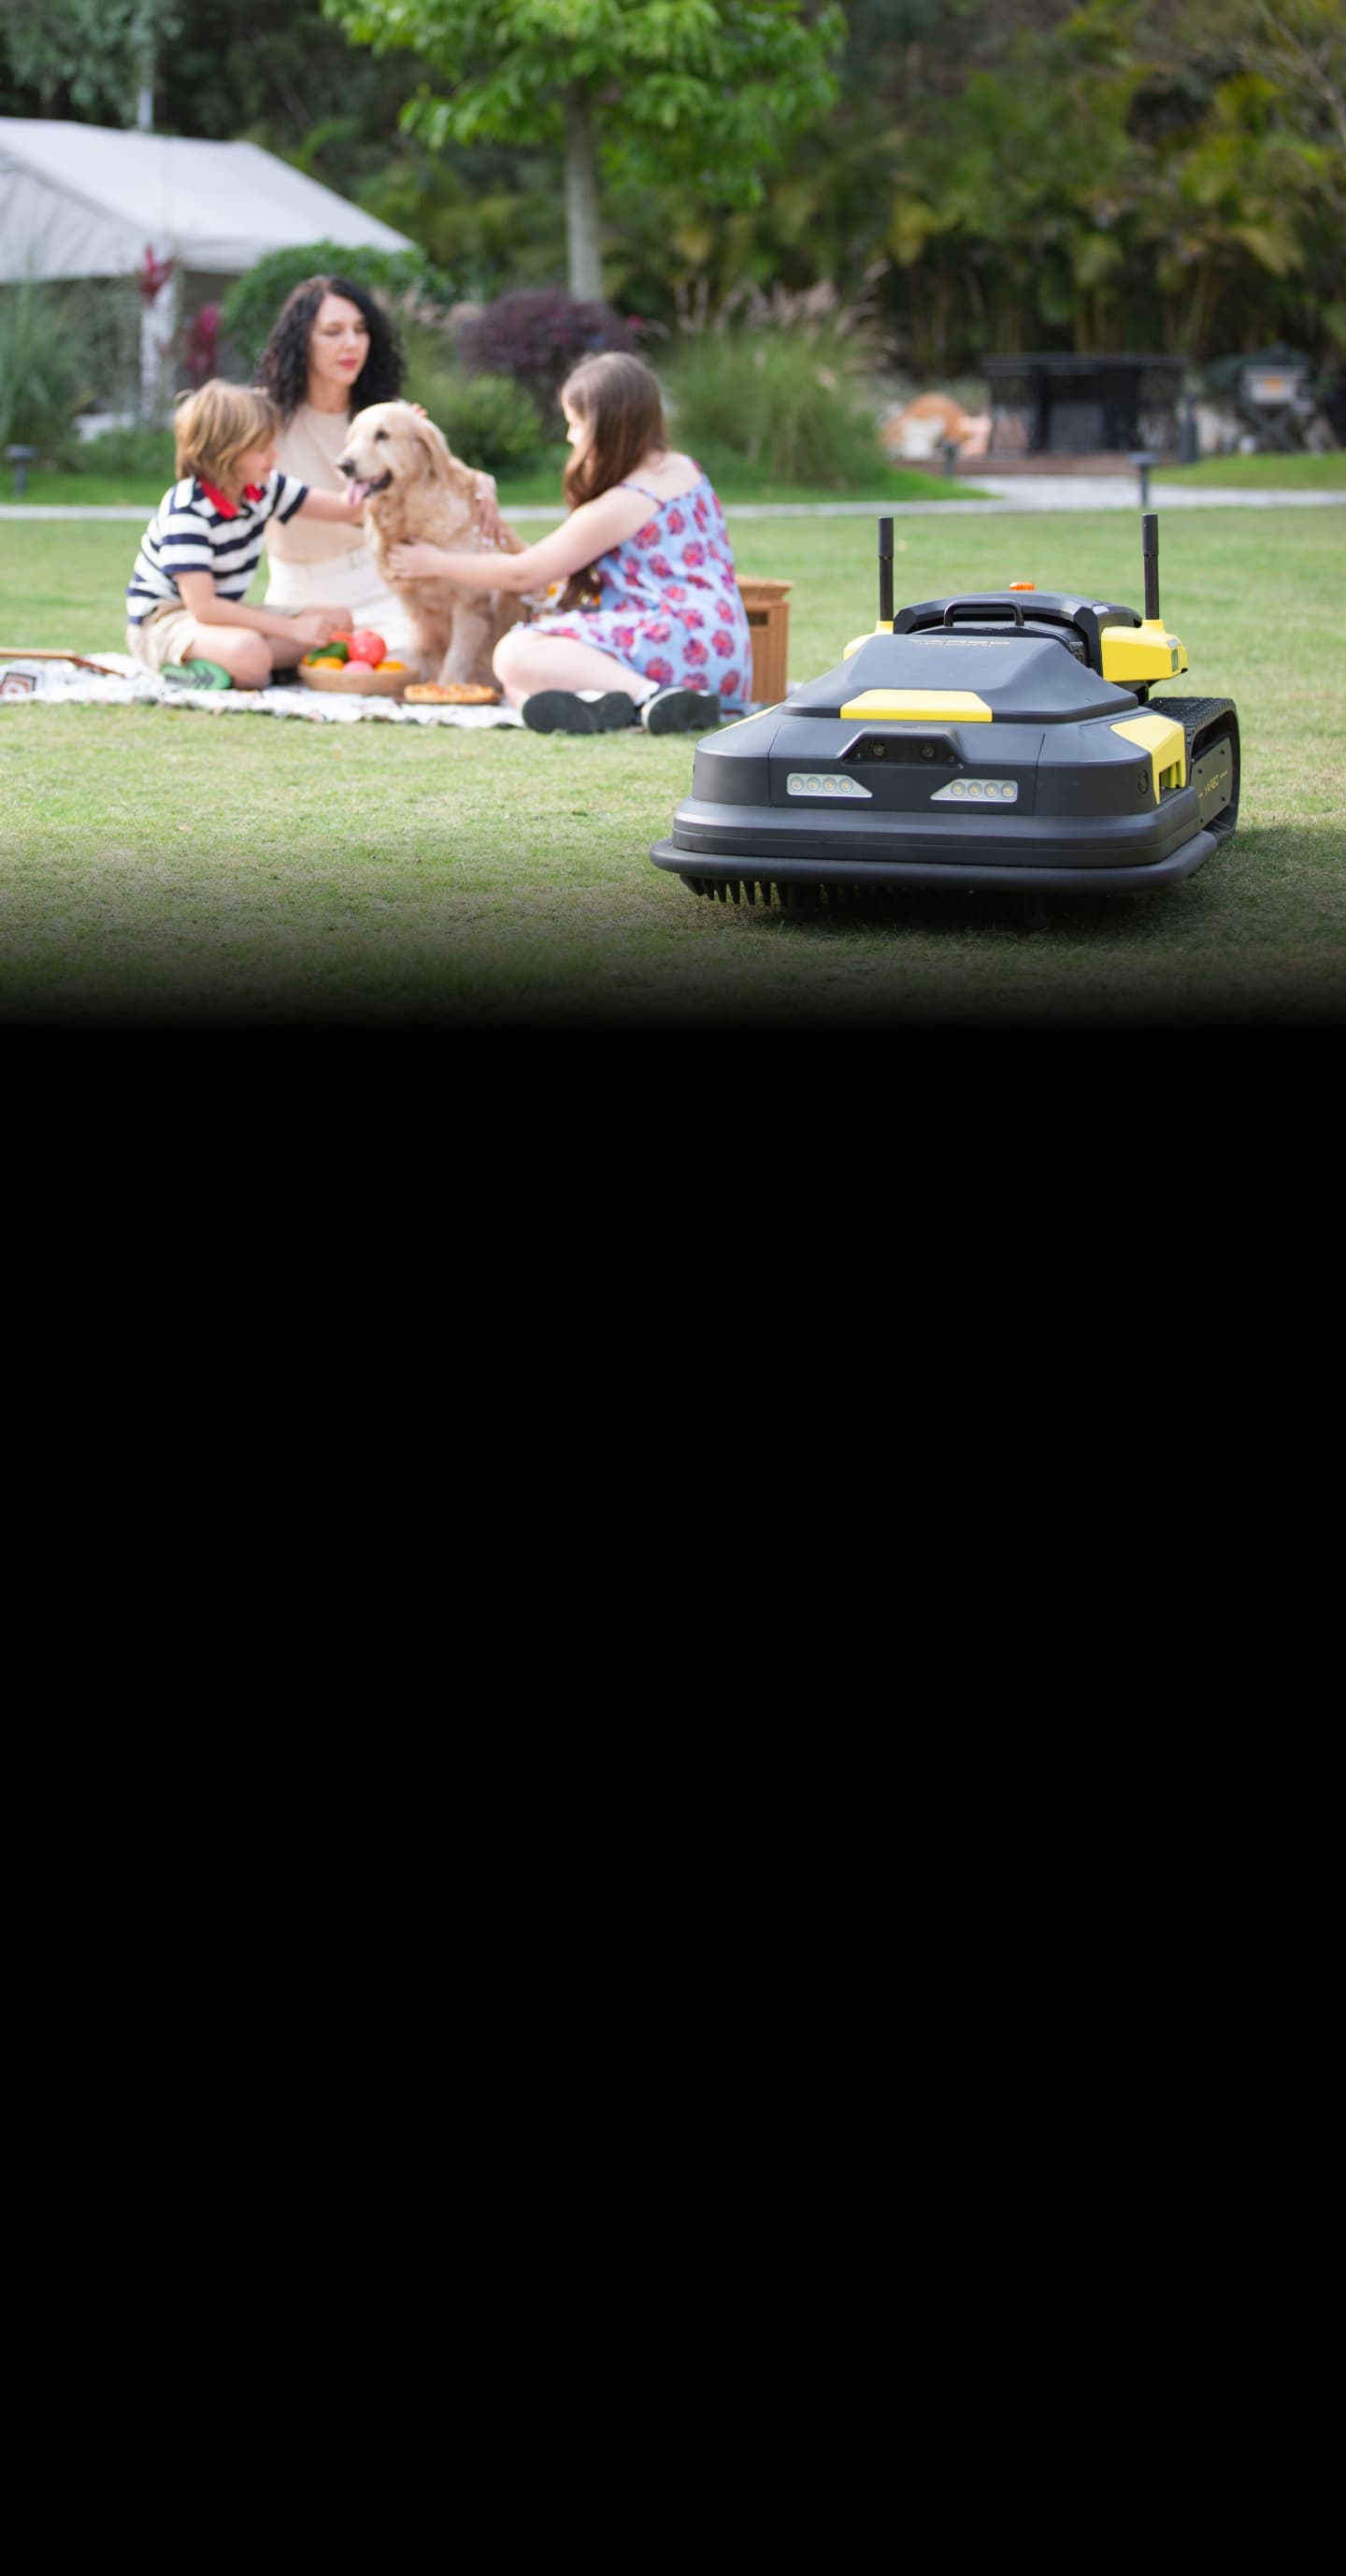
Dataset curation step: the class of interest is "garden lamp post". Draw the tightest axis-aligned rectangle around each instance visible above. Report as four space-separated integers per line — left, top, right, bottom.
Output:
1130 451 1157 509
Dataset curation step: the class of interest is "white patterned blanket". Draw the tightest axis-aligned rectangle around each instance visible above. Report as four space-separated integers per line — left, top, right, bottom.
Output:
0 651 525 725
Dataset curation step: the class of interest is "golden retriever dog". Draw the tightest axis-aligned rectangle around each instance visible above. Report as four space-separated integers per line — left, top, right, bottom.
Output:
338 402 525 686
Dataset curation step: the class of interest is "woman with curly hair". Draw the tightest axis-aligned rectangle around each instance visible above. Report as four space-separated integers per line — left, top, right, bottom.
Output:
255 274 499 653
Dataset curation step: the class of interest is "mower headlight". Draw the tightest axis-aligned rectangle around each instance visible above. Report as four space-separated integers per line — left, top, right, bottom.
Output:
932 779 1019 803
786 773 872 799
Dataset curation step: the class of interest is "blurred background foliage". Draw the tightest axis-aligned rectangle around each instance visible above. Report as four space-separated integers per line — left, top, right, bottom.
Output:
3 0 1343 384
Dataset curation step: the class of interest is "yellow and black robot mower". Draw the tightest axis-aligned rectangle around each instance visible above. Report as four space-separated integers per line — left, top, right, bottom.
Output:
652 513 1239 906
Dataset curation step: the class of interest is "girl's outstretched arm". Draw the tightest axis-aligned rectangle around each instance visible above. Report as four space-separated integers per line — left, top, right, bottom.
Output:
387 488 645 595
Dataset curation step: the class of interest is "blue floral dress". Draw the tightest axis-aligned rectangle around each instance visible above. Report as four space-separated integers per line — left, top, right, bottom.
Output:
526 470 753 711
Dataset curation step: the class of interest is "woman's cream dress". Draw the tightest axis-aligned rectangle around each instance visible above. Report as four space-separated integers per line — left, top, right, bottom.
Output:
264 403 414 651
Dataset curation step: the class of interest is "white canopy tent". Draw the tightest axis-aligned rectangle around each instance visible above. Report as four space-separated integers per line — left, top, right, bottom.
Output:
0 121 414 280
0 120 415 413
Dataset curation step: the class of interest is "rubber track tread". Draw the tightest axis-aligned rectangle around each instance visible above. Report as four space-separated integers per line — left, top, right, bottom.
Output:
1154 695 1239 837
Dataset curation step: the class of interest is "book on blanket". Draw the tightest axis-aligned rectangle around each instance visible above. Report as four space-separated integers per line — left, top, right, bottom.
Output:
1 646 127 695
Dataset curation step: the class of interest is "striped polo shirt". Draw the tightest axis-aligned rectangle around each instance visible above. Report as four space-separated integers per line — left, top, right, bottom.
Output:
126 470 308 623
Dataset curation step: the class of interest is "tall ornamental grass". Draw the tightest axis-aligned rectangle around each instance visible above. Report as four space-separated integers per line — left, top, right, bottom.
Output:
662 329 886 488
0 282 91 463
660 279 890 490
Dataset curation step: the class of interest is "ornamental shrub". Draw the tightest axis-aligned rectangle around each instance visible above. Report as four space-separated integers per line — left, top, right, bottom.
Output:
71 425 178 479
403 360 546 479
221 240 454 376
455 291 639 424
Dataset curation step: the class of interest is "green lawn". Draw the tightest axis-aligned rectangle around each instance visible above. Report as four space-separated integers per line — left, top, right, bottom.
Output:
7 442 1342 511
503 451 987 507
1160 453 1346 490
1 507 1342 1026
9 446 1346 512
0 450 986 512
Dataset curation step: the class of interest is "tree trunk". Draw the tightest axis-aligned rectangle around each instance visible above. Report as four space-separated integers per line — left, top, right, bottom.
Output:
134 6 155 130
564 86 603 300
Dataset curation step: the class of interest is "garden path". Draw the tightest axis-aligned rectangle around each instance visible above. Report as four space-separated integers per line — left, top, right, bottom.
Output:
3 481 1344 525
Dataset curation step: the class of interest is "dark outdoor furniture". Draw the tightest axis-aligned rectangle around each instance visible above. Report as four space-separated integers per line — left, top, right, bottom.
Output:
1234 354 1315 452
981 355 1184 457
1201 346 1325 453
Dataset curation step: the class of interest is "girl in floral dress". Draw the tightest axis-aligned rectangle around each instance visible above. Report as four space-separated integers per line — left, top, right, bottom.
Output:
386 351 753 734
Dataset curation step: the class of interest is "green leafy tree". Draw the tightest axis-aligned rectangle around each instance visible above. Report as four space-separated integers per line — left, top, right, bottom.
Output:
1158 0 1346 351
323 0 848 298
6 1 1342 369
845 0 1346 371
0 3 175 125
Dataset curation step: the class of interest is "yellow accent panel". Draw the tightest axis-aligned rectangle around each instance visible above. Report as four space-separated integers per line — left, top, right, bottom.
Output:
843 622 895 659
1111 712 1187 799
839 688 992 723
1101 619 1189 683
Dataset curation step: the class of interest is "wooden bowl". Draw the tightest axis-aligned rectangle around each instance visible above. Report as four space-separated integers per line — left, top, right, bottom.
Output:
296 660 409 697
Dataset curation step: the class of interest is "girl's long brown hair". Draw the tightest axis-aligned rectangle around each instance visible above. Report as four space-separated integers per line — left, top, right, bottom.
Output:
561 352 668 510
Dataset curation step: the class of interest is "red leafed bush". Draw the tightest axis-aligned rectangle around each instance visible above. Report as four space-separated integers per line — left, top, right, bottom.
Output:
184 304 221 387
455 291 641 422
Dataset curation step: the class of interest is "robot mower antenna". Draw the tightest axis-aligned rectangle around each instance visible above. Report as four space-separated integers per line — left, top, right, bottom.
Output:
1142 511 1161 623
878 516 895 629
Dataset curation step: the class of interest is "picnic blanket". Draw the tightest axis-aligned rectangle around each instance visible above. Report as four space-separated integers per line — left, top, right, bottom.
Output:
0 650 525 726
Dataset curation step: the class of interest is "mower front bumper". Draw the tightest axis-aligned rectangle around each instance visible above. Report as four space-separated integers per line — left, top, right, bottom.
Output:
652 790 1220 895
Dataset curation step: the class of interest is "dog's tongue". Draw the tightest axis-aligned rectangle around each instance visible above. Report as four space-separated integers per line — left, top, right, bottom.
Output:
345 478 374 507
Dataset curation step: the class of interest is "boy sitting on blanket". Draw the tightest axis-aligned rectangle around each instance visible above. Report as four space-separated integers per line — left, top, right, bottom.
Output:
125 381 365 688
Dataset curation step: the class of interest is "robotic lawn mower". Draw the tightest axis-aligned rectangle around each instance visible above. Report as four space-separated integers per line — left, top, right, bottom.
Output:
652 513 1239 906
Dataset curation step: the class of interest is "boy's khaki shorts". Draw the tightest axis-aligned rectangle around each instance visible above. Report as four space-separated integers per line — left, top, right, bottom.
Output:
126 600 203 672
